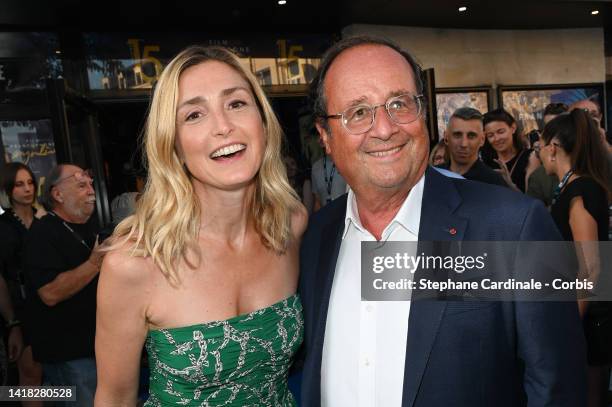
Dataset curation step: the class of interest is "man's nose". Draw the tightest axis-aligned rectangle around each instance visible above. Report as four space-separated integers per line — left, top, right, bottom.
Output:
369 106 397 140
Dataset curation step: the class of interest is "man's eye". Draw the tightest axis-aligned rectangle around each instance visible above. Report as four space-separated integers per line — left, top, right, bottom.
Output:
348 107 369 122
389 100 408 110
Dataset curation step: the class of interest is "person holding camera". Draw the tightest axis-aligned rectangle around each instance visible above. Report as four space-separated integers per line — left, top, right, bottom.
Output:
23 164 103 407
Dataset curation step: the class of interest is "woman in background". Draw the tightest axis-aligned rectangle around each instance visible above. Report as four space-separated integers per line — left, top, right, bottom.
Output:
95 46 307 406
0 162 44 406
429 140 447 167
540 108 611 407
483 109 531 192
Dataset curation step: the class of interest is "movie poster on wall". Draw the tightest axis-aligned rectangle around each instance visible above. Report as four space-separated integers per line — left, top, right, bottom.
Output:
435 88 491 140
1 119 57 192
499 84 605 133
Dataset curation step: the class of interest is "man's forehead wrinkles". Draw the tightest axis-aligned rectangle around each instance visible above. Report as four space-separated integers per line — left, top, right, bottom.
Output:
343 95 368 108
62 165 82 177
333 88 414 110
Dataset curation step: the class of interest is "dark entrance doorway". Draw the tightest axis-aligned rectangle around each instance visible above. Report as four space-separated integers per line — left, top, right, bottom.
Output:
96 99 148 205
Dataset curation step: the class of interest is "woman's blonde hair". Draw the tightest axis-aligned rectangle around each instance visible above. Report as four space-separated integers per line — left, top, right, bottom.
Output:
111 45 301 285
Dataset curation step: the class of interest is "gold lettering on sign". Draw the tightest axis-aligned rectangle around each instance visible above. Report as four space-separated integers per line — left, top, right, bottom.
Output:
9 143 56 165
127 39 163 83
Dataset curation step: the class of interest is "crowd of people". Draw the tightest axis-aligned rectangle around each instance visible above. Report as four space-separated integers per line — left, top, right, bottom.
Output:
430 96 612 407
0 35 610 407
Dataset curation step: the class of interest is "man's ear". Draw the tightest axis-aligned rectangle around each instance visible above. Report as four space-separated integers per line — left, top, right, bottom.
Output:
315 121 332 155
51 186 63 204
478 132 485 148
443 129 449 145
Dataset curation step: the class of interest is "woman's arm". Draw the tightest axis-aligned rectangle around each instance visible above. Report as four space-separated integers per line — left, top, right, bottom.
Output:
94 248 151 406
568 196 600 318
0 274 23 361
524 151 541 192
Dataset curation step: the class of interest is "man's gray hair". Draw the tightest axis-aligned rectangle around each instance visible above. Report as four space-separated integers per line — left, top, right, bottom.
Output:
451 107 483 123
309 35 425 134
40 164 66 211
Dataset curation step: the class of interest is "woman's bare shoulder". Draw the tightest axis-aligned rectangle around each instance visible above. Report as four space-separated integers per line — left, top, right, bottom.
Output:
291 203 309 239
101 240 155 287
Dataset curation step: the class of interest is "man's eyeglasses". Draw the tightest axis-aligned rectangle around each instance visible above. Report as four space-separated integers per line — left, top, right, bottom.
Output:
324 93 424 135
53 169 94 187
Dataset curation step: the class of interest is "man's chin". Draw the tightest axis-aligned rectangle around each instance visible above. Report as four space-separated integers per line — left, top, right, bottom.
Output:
455 157 475 166
81 206 95 219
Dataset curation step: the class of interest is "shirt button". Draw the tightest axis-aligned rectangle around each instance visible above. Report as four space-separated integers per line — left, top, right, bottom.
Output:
366 304 373 312
364 358 370 367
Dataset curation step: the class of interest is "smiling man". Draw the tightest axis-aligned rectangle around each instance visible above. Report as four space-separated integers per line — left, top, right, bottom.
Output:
23 164 103 406
440 107 507 186
299 36 586 407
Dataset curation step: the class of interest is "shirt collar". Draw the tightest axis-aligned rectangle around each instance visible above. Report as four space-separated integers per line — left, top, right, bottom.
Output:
343 173 425 240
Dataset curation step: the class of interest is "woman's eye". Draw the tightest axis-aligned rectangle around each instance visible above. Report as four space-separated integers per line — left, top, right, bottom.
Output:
228 100 247 110
185 111 202 121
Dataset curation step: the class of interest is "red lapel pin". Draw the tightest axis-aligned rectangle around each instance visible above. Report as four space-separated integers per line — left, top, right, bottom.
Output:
449 227 457 236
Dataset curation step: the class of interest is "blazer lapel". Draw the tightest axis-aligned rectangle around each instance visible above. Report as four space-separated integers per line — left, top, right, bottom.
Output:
313 212 345 340
418 167 467 242
310 195 347 402
402 167 468 407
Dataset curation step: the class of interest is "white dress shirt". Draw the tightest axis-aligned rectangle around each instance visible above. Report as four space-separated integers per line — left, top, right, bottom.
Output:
321 175 424 407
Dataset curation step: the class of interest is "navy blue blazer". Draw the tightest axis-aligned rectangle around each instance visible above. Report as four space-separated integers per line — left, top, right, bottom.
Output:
299 167 587 407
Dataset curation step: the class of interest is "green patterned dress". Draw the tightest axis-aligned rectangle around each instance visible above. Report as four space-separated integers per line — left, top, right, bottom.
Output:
144 294 303 406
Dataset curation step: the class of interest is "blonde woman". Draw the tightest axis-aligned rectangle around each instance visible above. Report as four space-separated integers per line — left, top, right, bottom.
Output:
94 46 307 406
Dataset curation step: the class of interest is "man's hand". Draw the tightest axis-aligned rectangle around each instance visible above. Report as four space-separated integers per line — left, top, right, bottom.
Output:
88 236 106 270
494 158 520 192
